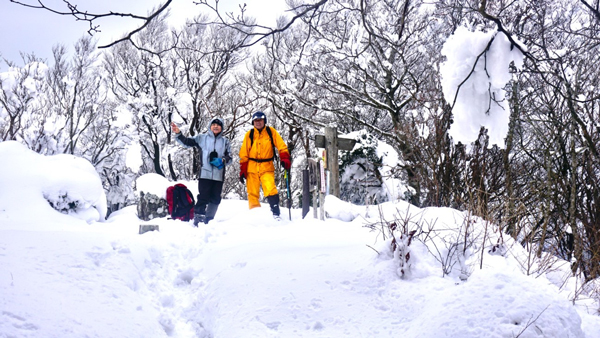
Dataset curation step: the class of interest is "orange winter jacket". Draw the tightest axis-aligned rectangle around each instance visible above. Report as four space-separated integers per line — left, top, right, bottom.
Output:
239 126 289 173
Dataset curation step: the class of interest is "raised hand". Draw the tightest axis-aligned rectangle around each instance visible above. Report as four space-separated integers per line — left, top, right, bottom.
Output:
170 122 180 134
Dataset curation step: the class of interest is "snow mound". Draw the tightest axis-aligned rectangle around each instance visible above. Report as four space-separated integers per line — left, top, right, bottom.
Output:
0 141 106 224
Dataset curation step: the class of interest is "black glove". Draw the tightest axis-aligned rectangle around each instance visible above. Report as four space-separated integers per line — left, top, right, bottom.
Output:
239 176 245 184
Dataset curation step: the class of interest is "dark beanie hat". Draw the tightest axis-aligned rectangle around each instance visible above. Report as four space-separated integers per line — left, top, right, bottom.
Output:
211 118 223 128
251 111 267 125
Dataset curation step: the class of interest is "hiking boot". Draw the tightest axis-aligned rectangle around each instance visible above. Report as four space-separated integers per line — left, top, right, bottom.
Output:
205 203 219 224
267 195 281 217
193 214 205 227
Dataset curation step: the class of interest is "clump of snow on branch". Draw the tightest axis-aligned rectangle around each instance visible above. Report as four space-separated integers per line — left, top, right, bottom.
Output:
440 26 524 147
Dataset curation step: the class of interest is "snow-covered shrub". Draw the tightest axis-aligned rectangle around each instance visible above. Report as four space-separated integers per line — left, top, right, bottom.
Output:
100 140 137 215
339 132 387 205
44 192 83 213
363 201 491 280
392 226 417 279
338 130 409 205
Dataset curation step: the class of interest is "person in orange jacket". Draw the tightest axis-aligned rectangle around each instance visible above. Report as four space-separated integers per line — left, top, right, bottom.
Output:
239 111 291 220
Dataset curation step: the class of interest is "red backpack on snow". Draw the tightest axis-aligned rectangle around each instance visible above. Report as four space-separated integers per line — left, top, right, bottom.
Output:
166 183 195 221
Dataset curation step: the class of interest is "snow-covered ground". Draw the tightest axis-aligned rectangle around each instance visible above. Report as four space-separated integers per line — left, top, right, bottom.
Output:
1 140 600 338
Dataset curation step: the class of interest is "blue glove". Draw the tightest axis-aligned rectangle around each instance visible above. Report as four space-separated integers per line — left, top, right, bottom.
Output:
210 157 224 169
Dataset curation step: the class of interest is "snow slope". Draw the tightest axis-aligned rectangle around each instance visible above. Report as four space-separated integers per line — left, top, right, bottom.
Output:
1 141 599 338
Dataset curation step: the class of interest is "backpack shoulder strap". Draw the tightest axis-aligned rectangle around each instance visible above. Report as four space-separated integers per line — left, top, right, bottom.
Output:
249 129 255 148
183 186 195 205
266 126 278 161
266 126 275 149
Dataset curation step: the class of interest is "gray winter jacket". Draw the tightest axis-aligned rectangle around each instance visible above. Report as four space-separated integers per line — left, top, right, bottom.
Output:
175 118 232 181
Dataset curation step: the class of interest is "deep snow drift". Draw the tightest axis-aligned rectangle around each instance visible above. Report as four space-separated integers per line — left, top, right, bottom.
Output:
1 141 599 338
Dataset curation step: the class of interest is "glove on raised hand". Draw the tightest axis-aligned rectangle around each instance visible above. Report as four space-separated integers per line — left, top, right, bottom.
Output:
239 161 248 184
280 152 291 170
210 157 224 169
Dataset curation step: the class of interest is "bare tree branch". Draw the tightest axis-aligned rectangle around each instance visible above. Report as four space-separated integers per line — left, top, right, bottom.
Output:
195 0 328 49
580 0 600 22
478 0 532 60
9 0 173 48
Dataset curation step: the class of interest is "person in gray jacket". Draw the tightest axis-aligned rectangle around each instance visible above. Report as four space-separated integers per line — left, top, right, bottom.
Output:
171 118 232 226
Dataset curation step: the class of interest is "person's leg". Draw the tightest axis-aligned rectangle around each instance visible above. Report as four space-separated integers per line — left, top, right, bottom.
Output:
195 179 212 214
194 179 211 226
204 180 223 223
261 171 279 197
261 172 280 217
205 203 218 223
246 172 262 209
266 194 280 217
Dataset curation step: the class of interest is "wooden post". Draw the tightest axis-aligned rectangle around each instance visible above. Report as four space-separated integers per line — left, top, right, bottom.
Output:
325 127 340 197
314 131 354 219
302 169 310 218
307 157 325 220
308 159 319 219
319 157 326 220
313 189 319 219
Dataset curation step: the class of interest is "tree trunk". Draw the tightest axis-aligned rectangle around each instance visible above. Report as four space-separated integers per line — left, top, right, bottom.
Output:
504 81 519 237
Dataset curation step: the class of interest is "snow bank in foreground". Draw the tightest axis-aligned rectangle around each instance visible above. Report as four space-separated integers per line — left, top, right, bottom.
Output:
0 141 598 338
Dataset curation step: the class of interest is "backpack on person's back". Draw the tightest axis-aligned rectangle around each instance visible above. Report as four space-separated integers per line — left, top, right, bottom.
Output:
166 183 195 221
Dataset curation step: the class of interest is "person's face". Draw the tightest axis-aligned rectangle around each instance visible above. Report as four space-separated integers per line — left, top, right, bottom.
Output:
211 123 222 134
253 118 265 129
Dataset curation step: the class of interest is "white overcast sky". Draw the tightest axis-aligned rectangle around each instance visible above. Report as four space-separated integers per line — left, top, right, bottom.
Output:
0 0 287 69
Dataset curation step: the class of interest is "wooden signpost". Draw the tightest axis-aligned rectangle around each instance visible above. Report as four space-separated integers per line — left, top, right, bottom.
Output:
314 127 356 197
303 127 356 220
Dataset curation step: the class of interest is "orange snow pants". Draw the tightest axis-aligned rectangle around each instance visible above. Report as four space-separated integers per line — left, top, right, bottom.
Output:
246 171 278 209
